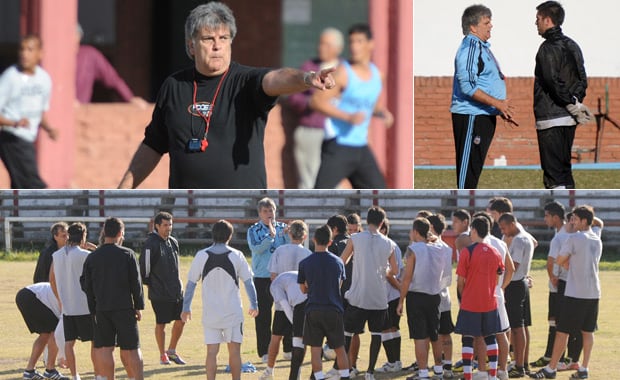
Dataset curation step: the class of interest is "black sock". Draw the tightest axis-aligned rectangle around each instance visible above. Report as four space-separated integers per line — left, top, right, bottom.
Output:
544 326 556 358
383 337 394 363
394 336 401 362
368 334 382 373
289 347 305 380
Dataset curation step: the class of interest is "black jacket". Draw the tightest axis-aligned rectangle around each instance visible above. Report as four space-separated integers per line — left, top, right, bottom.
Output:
534 26 587 128
33 242 58 283
139 232 183 302
80 243 144 313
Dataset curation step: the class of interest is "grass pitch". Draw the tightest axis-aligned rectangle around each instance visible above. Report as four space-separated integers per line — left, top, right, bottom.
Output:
1 259 618 379
414 169 620 189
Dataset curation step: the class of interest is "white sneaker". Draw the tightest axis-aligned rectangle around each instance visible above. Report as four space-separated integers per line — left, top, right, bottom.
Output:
376 361 402 373
473 370 488 380
325 368 341 380
258 369 273 380
497 369 509 380
282 351 292 360
364 373 376 380
261 354 269 364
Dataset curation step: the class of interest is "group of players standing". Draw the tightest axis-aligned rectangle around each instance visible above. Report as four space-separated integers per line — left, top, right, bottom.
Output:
15 196 602 380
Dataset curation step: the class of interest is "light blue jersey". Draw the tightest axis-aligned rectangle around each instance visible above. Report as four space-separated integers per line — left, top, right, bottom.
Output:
247 220 290 278
325 61 382 147
450 34 506 115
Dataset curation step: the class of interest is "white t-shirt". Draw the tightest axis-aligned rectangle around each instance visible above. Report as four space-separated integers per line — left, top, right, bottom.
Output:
270 271 307 310
548 225 571 290
26 282 61 318
186 243 253 329
52 245 90 316
560 229 602 299
437 240 453 312
508 231 534 281
268 243 311 276
408 241 448 296
345 230 394 310
386 239 404 302
0 65 51 142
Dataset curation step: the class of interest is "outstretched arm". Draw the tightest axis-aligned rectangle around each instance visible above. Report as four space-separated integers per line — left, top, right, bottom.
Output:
262 67 336 97
118 143 162 188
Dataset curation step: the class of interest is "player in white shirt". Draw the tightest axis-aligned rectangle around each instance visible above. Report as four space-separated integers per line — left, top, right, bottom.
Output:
340 207 397 380
268 220 311 279
532 206 602 380
181 220 258 380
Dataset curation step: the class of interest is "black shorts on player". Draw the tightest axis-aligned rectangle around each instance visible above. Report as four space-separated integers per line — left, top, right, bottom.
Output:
303 310 345 348
344 305 388 334
439 310 455 335
272 310 293 337
94 309 140 350
557 297 598 334
63 314 94 341
406 291 441 341
548 292 560 321
15 288 58 334
386 298 401 330
292 301 306 338
505 280 527 328
151 300 183 324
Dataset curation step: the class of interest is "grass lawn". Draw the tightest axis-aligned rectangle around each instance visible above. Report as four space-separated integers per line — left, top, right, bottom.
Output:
414 169 620 189
1 258 618 379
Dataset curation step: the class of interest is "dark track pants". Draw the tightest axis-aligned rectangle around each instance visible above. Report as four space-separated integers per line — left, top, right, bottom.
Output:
452 113 496 189
536 126 576 189
253 277 273 357
0 131 46 189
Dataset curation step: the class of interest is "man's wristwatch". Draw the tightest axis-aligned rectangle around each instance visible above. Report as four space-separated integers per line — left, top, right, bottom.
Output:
303 71 315 87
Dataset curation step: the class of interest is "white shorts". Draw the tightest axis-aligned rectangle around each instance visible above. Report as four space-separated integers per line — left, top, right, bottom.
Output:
496 286 510 332
203 323 243 345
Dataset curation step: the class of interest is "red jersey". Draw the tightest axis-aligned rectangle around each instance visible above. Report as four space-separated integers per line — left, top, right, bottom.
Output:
456 242 504 312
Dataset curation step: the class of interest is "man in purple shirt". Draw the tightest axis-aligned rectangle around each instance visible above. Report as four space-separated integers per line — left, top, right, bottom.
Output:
75 25 148 108
287 28 343 189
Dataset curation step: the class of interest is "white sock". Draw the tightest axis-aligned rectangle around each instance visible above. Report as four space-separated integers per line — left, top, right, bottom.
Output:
314 371 325 380
339 369 350 378
434 365 443 373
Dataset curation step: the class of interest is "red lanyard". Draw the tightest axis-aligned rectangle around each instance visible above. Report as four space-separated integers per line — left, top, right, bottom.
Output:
192 69 229 150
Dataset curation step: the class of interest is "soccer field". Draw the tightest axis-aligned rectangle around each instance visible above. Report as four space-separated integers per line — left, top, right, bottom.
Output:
414 169 620 189
1 260 618 380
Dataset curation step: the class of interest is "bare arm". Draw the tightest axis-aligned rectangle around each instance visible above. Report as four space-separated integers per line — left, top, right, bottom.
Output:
502 252 515 290
39 114 58 140
397 248 416 314
340 239 354 265
457 275 466 296
309 65 365 125
262 67 335 97
118 143 162 188
471 89 515 121
387 249 398 277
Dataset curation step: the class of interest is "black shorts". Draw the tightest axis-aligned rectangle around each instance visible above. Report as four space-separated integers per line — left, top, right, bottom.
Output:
405 292 441 341
386 298 401 330
505 280 527 328
548 292 560 321
292 302 306 338
303 310 345 348
94 309 140 350
524 285 532 327
151 300 182 324
557 297 598 334
64 314 94 342
272 310 293 337
439 310 455 335
344 305 388 334
15 288 58 334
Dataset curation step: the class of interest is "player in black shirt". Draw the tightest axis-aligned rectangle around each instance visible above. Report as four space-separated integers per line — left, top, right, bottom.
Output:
119 2 336 189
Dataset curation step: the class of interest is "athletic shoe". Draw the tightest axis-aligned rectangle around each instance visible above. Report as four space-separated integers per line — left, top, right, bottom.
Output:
167 352 186 365
405 362 420 371
508 367 525 378
376 361 402 373
530 357 551 367
498 369 509 380
569 369 588 379
442 369 456 379
261 354 269 364
350 367 360 377
42 370 69 380
405 375 430 380
473 371 489 380
555 362 568 371
325 368 341 380
528 367 556 379
23 371 45 380
160 353 170 365
566 362 580 371
283 351 293 360
364 373 375 380
259 369 274 380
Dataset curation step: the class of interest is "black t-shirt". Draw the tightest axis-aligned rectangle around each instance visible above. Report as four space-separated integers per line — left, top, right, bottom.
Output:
143 62 278 188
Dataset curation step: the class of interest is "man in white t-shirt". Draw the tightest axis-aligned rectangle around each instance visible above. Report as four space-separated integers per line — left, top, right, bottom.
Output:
49 222 98 380
0 35 58 188
181 220 258 380
532 205 602 380
340 206 396 380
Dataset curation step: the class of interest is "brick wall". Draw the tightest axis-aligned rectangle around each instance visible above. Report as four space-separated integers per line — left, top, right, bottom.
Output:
414 76 620 166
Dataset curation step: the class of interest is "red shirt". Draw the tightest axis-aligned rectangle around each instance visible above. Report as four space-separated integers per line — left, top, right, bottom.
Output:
457 242 504 312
